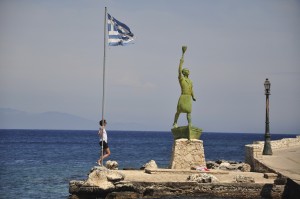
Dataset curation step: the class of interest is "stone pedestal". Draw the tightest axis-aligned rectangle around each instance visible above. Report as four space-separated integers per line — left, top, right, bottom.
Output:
171 126 202 140
169 139 206 169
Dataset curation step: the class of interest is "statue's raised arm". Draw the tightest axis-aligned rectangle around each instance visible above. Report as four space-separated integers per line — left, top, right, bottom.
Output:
178 59 183 79
178 46 187 79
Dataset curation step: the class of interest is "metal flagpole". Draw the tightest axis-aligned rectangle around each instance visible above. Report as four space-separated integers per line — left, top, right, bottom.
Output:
101 6 107 166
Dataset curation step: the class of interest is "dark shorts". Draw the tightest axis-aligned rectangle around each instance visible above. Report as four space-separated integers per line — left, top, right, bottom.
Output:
99 141 108 150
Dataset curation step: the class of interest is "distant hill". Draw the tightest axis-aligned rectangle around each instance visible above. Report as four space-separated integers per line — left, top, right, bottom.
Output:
0 108 98 130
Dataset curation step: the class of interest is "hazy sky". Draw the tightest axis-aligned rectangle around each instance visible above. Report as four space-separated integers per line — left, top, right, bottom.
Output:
1 0 299 133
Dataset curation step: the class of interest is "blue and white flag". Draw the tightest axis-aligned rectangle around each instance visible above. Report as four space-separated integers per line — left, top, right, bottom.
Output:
107 13 134 46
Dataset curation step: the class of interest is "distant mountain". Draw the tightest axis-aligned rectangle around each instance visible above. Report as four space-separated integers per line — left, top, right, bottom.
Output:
0 108 98 130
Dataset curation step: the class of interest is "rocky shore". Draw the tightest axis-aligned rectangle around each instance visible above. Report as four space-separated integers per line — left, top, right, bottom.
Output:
69 160 286 199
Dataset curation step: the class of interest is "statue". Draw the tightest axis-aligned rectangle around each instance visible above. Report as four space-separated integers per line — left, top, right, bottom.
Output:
169 47 205 169
173 46 196 128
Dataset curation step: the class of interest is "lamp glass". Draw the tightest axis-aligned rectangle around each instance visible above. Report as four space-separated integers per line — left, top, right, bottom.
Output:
264 79 271 93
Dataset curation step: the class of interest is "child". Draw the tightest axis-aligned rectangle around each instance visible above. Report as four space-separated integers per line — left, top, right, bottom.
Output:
97 119 111 165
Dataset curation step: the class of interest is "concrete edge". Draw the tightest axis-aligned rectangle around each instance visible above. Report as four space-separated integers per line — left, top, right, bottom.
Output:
145 168 229 174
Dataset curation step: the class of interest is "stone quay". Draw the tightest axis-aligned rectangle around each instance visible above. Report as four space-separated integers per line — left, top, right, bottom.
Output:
69 136 300 199
245 135 300 198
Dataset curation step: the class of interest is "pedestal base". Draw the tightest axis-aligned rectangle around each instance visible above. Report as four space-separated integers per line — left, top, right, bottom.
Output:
171 126 202 140
169 139 206 169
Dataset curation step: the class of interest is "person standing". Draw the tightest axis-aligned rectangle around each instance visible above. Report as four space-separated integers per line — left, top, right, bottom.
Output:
97 119 111 165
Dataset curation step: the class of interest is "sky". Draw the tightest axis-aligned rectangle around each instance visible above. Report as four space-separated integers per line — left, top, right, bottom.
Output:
0 0 300 133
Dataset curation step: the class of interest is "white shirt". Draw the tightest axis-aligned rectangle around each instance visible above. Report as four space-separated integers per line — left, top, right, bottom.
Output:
99 127 108 143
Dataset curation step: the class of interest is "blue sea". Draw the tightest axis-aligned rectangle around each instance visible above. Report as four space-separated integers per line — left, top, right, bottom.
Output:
0 129 297 199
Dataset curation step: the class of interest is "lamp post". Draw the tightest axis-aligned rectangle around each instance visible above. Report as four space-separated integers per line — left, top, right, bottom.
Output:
263 78 273 155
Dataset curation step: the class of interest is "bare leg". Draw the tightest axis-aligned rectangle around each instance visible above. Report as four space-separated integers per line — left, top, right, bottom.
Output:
104 148 111 160
173 111 180 128
98 148 111 165
187 113 192 126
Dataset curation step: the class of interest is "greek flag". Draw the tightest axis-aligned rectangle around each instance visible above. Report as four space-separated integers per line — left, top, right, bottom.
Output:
107 13 134 46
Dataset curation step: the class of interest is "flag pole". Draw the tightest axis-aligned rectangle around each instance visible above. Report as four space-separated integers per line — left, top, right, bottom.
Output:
101 6 107 166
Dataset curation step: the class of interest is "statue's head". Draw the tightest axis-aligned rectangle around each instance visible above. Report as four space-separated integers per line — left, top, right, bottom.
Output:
182 68 190 76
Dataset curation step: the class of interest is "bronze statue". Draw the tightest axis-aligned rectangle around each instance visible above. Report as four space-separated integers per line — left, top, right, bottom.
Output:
173 46 196 128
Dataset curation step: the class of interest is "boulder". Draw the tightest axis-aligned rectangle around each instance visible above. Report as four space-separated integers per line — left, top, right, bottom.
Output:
85 168 114 189
239 163 251 172
84 166 125 190
207 160 251 172
106 160 119 170
106 172 125 182
219 162 231 170
206 161 219 169
187 173 219 183
69 180 85 193
224 164 239 170
234 175 255 183
263 173 278 179
219 162 230 167
142 160 158 170
215 159 230 164
274 174 287 185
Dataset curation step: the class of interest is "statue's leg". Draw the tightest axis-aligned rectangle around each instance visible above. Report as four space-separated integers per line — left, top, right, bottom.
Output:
173 112 180 128
187 113 192 126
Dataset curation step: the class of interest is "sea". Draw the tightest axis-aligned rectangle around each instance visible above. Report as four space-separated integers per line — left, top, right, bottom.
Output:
0 129 298 199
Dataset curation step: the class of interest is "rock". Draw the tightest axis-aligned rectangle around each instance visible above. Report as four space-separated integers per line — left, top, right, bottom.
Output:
187 173 219 183
85 168 115 189
114 182 136 191
219 162 231 167
219 162 231 170
274 174 287 185
234 175 255 183
106 160 119 170
224 164 239 170
239 163 251 172
236 163 247 172
142 160 158 170
228 160 239 164
206 161 219 169
84 167 125 190
207 160 251 172
215 160 224 164
263 173 278 179
69 180 85 193
106 172 125 182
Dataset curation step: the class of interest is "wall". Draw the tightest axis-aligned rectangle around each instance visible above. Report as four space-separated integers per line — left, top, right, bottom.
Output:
245 136 300 172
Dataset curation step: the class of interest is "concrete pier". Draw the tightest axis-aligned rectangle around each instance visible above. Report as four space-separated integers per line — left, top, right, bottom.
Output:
69 136 300 199
245 135 300 198
69 169 281 199
259 146 300 184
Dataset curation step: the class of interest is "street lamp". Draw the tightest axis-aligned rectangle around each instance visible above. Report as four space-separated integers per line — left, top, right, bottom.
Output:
263 78 273 155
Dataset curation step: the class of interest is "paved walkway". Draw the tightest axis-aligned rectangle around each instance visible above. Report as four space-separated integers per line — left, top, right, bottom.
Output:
259 145 300 184
118 169 275 184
